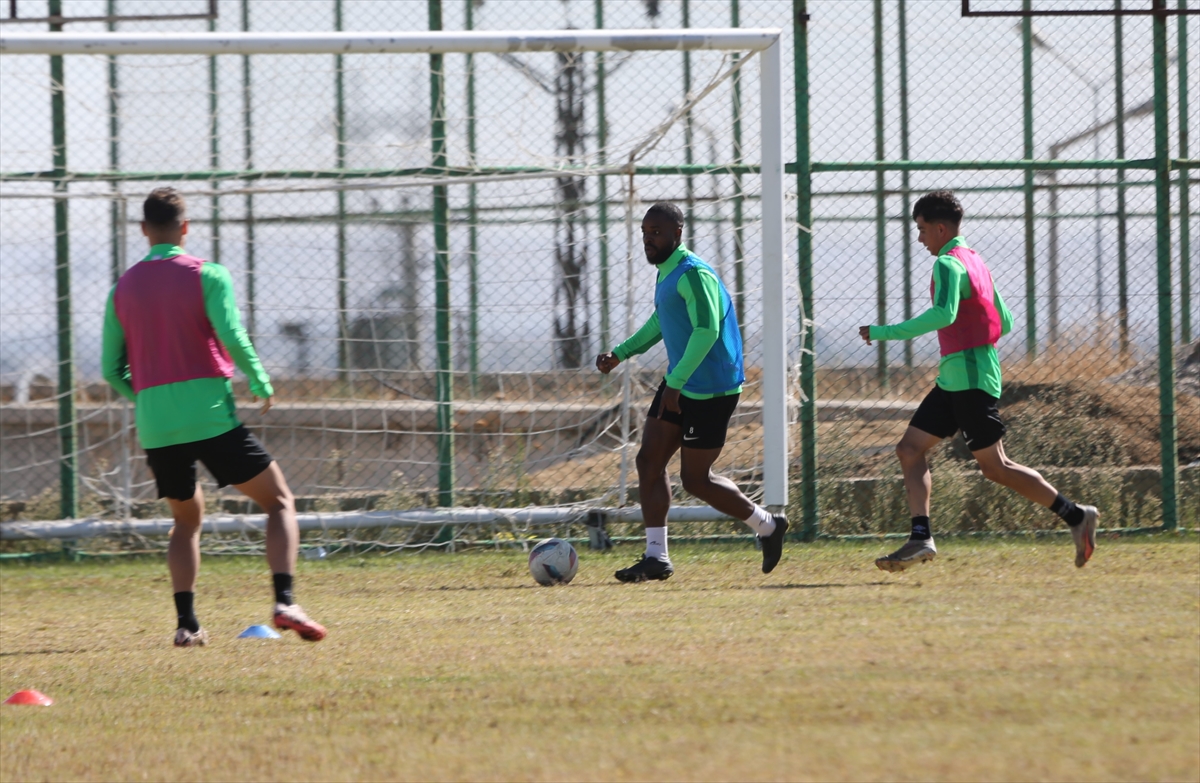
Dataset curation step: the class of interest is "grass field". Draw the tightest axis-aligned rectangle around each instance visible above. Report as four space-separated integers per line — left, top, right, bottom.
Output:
1 537 1198 782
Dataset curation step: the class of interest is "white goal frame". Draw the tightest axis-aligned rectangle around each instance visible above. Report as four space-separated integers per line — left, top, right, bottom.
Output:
0 28 790 534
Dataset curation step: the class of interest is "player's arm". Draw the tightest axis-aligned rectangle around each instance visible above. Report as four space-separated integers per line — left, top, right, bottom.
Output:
866 255 963 342
100 287 135 402
994 286 1014 338
200 261 275 401
611 312 663 361
663 267 722 390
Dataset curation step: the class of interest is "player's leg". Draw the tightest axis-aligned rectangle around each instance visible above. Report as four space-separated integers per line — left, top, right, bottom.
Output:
616 383 682 583
146 443 209 647
876 387 955 572
676 393 788 573
200 425 326 640
233 462 326 640
972 440 1098 567
955 388 1098 567
876 426 943 572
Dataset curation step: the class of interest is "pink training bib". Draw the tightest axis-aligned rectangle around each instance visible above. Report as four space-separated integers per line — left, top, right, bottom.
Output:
113 254 234 393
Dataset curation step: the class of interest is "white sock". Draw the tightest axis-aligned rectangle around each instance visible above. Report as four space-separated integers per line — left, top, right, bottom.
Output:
742 505 777 537
645 526 669 562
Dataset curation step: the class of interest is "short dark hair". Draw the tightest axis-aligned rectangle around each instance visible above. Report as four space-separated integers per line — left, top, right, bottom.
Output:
912 190 963 226
143 187 187 227
644 202 684 228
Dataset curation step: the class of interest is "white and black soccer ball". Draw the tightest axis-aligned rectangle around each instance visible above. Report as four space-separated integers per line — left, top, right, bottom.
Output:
528 537 578 586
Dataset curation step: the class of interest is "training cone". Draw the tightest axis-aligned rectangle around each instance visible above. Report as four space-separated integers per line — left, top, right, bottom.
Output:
4 690 53 706
238 624 281 639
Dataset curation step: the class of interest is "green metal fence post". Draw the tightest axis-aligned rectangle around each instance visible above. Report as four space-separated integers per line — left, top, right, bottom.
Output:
466 0 479 397
1021 0 1038 360
49 0 77 520
898 0 913 369
1152 0 1178 530
683 0 695 242
107 0 120 285
731 0 746 327
208 14 220 266
793 0 817 540
872 0 888 390
595 0 611 355
1115 1 1129 357
241 0 256 338
1179 0 1191 344
429 0 455 507
335 0 349 385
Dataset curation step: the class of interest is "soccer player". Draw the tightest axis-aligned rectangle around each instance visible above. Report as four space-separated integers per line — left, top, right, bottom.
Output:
595 203 787 582
859 190 1098 571
102 188 326 646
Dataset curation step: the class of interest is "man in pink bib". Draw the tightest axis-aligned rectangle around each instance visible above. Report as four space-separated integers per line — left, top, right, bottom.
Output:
859 190 1098 571
102 188 325 646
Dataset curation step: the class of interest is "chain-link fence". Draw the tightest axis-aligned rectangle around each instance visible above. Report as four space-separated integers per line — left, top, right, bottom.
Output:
0 0 1195 553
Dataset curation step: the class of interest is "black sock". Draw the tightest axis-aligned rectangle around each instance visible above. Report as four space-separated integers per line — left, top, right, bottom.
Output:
173 591 200 633
910 516 932 541
272 573 295 606
1050 493 1085 526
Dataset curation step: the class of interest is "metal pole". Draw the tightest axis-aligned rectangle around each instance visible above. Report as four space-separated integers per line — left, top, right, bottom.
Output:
793 0 817 539
1092 86 1102 323
1115 0 1129 357
335 0 349 384
1048 154 1059 346
1179 0 1192 344
241 0 256 338
466 0 479 397
1022 2 1038 359
873 0 888 390
898 0 913 369
731 0 746 328
683 0 695 244
49 0 76 519
208 14 220 266
429 0 454 507
759 37 787 511
595 0 610 356
1151 0 1178 530
107 0 120 285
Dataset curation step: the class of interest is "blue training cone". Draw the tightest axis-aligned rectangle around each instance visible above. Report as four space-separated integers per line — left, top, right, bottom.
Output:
238 624 281 639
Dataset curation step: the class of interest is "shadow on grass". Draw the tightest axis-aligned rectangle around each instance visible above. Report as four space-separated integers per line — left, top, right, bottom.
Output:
759 581 895 590
0 648 94 657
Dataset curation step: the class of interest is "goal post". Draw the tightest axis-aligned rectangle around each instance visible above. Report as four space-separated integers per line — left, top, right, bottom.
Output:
0 27 792 548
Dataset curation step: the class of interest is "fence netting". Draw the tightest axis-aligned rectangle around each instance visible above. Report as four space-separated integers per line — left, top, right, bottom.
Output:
0 0 1195 555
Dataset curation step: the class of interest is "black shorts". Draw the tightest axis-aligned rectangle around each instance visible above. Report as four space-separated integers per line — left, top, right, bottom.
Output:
144 425 274 501
647 380 740 450
909 385 1007 452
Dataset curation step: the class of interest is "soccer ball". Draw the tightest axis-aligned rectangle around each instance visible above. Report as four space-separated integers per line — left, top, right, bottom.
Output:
528 538 578 586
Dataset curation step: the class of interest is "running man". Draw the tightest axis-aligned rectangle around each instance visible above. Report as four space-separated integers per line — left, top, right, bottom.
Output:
102 188 326 646
859 190 1098 571
596 202 787 582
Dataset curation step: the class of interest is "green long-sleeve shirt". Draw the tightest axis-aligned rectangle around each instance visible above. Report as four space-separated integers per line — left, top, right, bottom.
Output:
868 237 1014 398
611 244 741 399
101 244 273 449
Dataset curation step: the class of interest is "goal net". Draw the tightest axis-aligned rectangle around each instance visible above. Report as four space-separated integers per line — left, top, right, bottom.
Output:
0 23 797 554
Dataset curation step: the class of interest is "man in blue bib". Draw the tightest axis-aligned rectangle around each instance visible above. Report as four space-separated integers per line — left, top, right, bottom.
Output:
596 203 788 581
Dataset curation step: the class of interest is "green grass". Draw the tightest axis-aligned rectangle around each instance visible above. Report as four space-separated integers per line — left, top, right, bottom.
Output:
1 538 1198 782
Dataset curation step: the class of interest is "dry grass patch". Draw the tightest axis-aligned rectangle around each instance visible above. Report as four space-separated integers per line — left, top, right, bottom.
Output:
1 537 1198 782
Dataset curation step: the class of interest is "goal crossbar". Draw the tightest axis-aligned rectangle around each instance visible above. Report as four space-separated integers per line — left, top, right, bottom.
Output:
0 27 792 513
0 29 781 56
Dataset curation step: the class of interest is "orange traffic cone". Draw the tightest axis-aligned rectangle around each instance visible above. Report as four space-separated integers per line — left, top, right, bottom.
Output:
4 690 53 706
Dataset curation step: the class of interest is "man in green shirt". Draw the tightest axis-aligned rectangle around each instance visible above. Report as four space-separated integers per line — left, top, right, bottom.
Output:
102 188 325 646
860 190 1098 571
596 203 787 582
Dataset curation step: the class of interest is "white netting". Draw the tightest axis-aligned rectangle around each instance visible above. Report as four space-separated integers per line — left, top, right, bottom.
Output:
0 5 799 552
